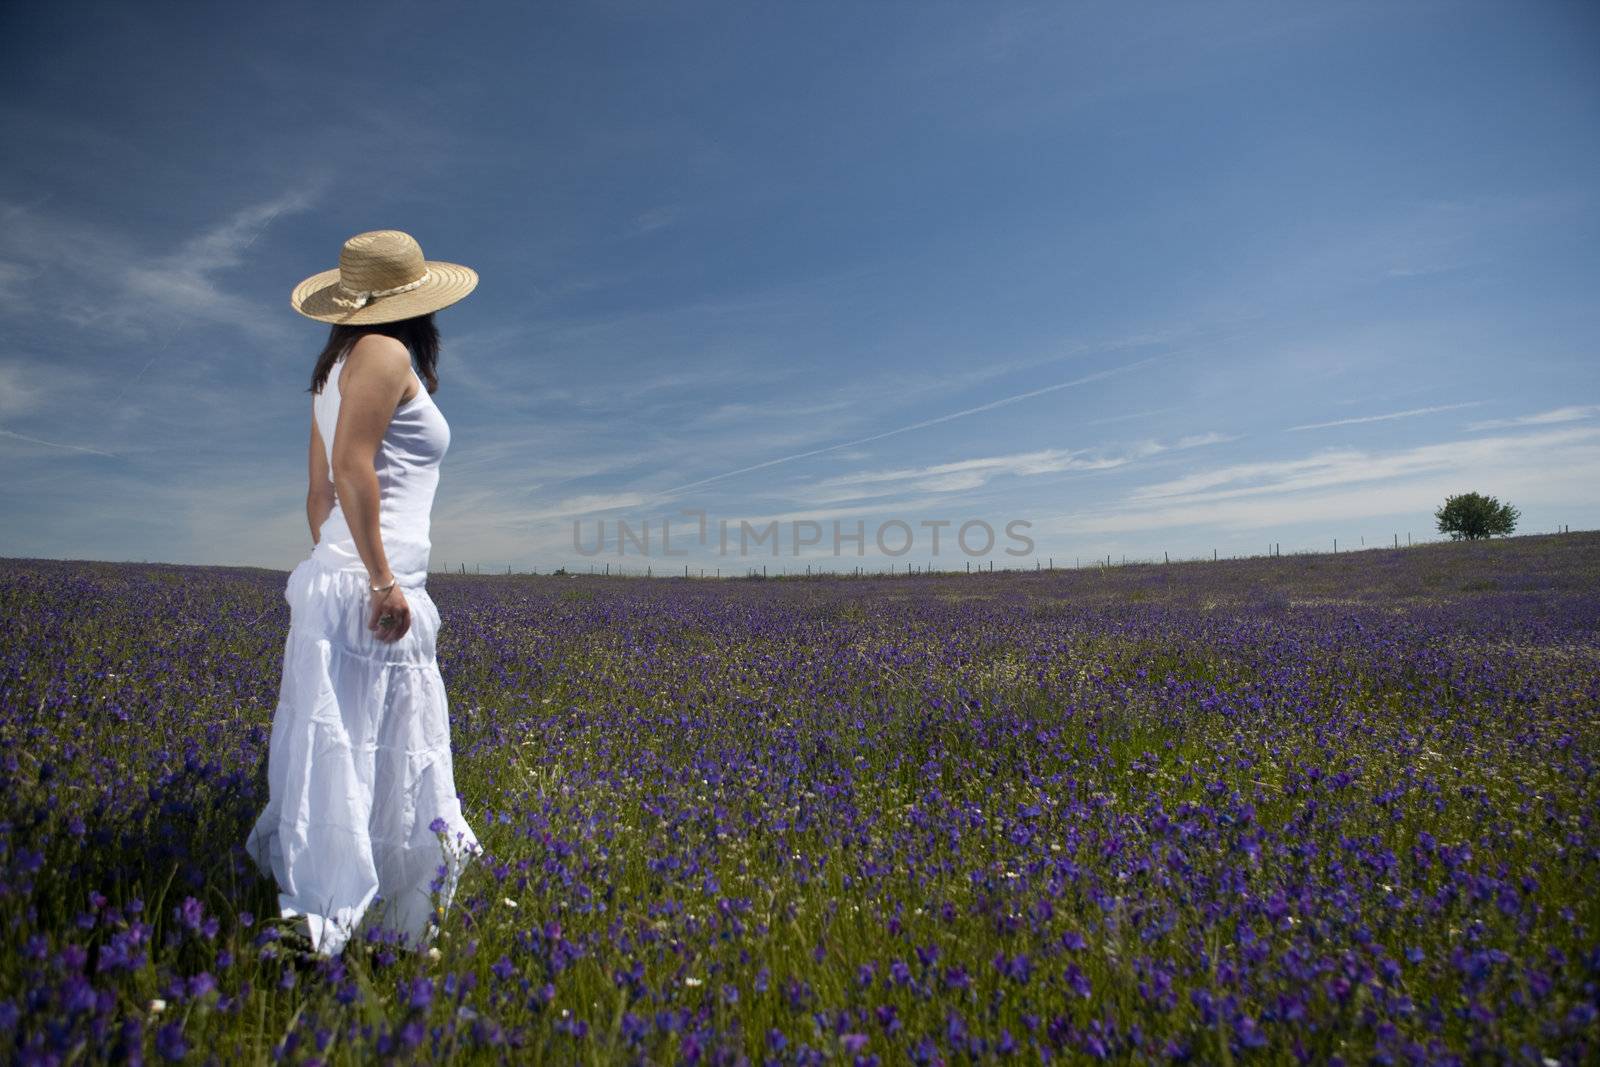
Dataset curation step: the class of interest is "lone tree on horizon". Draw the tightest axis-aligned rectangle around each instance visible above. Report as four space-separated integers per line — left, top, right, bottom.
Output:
1435 491 1520 541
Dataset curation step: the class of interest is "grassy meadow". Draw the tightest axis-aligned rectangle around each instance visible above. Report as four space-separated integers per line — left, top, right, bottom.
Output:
2 534 1597 1064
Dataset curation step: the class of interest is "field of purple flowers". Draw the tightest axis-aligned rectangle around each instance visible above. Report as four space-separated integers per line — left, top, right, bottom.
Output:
2 533 1598 1065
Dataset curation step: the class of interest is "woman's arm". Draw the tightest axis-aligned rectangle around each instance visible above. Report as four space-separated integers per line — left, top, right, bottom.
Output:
307 409 335 545
329 333 416 640
329 333 412 586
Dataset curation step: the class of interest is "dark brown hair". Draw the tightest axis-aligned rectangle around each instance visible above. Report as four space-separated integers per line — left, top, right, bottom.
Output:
307 312 441 397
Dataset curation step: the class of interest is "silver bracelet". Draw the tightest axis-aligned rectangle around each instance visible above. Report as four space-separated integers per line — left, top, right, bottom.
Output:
370 579 397 594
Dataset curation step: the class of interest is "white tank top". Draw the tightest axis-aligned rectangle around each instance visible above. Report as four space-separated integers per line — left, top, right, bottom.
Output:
310 353 451 585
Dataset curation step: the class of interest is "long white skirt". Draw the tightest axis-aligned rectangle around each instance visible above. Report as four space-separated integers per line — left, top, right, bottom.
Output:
245 555 480 957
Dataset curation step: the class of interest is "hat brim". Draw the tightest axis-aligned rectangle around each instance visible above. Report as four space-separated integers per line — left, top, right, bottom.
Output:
290 260 479 325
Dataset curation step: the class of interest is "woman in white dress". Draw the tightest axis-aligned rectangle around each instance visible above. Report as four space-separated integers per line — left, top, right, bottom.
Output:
245 230 482 958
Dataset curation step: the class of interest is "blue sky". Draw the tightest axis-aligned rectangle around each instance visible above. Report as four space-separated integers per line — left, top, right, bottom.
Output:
2 1 1597 573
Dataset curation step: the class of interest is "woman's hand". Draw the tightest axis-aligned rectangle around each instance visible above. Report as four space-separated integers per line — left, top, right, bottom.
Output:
369 584 412 642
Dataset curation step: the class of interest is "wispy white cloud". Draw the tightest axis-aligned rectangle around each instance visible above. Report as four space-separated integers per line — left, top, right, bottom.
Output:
661 356 1160 496
0 260 38 316
789 432 1238 505
0 359 44 417
698 395 860 425
1287 402 1481 432
0 427 119 458
430 487 650 529
1085 405 1183 427
1039 425 1600 536
117 186 320 342
422 427 1244 566
522 492 650 521
799 449 1113 504
627 205 679 236
700 495 951 531
0 186 319 347
1469 405 1600 431
0 356 131 448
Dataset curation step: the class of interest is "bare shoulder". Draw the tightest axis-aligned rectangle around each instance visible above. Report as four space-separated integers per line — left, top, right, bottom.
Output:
342 334 412 391
347 337 409 371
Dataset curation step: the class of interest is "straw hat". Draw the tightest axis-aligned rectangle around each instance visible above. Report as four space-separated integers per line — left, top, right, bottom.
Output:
290 230 478 325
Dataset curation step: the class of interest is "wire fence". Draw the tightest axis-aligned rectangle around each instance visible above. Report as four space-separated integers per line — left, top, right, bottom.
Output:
432 525 1584 579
